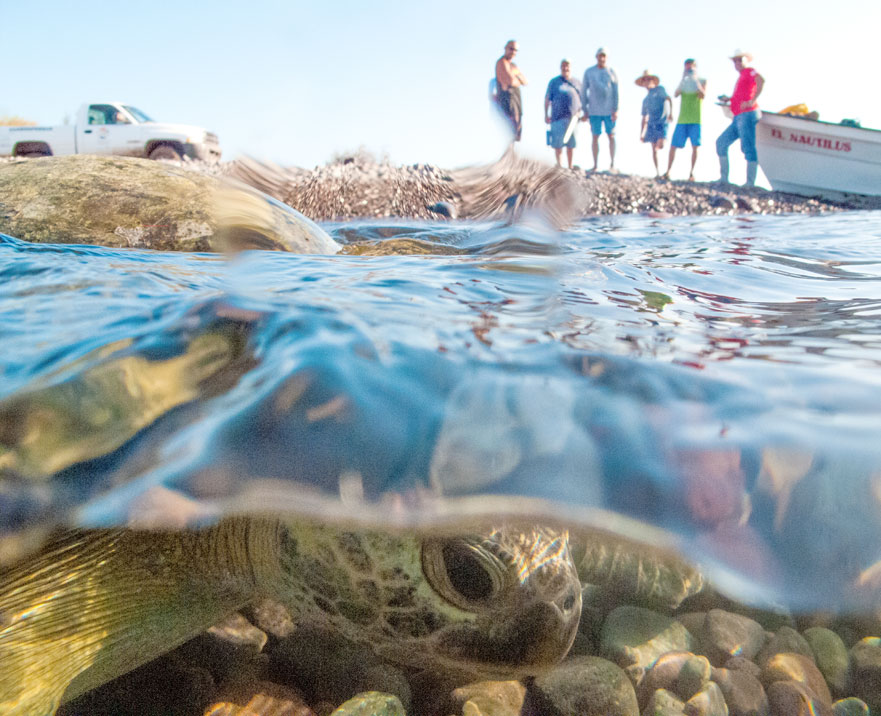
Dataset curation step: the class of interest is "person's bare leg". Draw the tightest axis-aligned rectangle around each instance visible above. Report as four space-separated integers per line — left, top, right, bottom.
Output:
591 135 600 171
652 144 660 176
608 134 616 170
689 146 699 180
566 146 574 169
666 146 677 178
554 147 562 166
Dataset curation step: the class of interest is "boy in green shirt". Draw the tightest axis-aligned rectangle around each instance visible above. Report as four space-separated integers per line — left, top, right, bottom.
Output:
664 59 706 181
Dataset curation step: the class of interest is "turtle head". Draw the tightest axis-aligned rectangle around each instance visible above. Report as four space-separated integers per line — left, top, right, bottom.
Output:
418 526 582 676
274 522 581 677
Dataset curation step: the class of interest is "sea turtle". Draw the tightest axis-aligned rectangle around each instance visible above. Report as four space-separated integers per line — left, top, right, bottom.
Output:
0 497 708 716
0 303 706 715
0 514 585 715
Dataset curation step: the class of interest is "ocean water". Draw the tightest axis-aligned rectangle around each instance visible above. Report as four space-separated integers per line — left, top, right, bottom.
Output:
2 211 881 613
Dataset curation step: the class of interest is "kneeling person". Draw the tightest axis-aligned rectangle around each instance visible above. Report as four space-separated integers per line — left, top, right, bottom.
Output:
545 59 583 169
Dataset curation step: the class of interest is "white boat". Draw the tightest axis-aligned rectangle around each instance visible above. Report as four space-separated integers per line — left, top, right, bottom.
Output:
756 112 881 199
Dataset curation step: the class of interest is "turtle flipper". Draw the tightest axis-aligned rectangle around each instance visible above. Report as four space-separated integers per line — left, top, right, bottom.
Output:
0 521 263 714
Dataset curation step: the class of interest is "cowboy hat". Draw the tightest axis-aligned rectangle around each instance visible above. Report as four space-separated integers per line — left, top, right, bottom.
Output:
635 70 660 87
729 49 753 61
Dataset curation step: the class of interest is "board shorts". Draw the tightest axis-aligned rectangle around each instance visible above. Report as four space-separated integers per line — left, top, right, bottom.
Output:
589 115 615 135
643 120 668 144
498 87 523 141
672 123 701 148
549 117 577 148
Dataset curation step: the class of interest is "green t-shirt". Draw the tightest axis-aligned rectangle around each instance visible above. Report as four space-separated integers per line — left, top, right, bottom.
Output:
678 91 703 124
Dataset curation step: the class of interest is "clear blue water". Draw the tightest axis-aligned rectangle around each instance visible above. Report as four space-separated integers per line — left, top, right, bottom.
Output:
2 211 881 612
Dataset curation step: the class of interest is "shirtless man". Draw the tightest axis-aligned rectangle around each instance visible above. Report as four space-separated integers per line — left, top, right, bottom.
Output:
495 40 528 141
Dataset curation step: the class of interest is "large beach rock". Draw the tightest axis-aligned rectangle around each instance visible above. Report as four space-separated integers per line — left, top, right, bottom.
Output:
0 156 339 254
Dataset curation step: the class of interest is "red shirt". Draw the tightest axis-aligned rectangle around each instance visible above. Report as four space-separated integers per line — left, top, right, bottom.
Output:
730 67 759 116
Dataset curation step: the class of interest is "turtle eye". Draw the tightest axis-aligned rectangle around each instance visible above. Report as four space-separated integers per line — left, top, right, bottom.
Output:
422 538 503 609
443 542 495 601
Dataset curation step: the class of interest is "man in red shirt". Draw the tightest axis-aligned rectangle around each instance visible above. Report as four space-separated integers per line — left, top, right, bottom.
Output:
716 49 764 187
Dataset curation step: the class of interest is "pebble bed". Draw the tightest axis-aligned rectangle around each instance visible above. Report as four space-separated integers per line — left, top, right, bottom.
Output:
57 586 881 715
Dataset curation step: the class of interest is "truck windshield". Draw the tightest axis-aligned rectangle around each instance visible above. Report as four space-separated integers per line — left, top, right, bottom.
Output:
122 106 154 123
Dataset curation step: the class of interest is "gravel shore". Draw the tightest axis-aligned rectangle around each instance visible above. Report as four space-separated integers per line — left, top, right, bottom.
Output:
219 148 881 226
4 152 878 228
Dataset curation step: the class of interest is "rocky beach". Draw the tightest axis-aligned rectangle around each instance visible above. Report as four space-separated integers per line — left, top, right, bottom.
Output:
220 149 881 226
4 151 880 246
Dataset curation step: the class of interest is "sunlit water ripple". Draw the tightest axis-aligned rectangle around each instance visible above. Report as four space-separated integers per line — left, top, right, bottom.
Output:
2 211 881 612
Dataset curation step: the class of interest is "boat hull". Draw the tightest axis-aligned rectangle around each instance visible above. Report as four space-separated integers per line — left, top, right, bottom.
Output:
756 112 881 199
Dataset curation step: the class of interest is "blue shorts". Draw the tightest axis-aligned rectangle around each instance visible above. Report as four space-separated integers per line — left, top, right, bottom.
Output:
672 123 701 148
589 115 615 135
549 117 577 148
643 121 668 144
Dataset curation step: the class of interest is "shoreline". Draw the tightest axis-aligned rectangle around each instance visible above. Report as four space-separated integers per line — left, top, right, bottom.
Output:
3 153 878 229
222 150 881 224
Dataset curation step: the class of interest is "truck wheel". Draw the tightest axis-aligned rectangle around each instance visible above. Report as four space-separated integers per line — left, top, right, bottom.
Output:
149 145 183 161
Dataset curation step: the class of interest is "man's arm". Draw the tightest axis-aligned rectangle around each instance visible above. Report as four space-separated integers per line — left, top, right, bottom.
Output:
741 72 764 112
513 64 527 86
696 78 707 99
665 96 674 122
611 70 619 121
544 82 553 123
580 69 590 115
753 74 764 102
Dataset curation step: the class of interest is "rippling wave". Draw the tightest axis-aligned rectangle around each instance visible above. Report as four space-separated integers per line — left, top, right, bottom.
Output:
2 211 881 611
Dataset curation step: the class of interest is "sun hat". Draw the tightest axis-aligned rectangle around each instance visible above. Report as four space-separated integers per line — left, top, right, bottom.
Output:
561 58 571 64
729 49 753 61
635 70 660 87
596 47 608 56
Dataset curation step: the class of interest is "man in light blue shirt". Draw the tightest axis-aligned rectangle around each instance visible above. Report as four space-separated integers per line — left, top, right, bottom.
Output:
581 47 619 172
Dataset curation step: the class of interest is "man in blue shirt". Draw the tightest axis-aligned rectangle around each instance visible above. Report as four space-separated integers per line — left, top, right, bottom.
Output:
544 59 583 169
636 70 673 177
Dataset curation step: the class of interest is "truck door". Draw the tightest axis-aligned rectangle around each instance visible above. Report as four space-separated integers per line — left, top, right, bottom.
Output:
78 104 143 156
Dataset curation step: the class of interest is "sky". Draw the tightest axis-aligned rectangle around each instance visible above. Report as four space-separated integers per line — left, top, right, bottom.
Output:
2 0 878 186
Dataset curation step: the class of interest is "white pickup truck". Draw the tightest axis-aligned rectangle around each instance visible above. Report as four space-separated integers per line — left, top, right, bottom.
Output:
0 102 221 161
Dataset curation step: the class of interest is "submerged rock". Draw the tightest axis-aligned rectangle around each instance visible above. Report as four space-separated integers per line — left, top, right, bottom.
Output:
0 155 339 253
525 655 640 716
330 692 405 716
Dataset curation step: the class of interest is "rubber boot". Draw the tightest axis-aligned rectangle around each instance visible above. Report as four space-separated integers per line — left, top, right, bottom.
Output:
718 156 730 184
745 160 758 188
